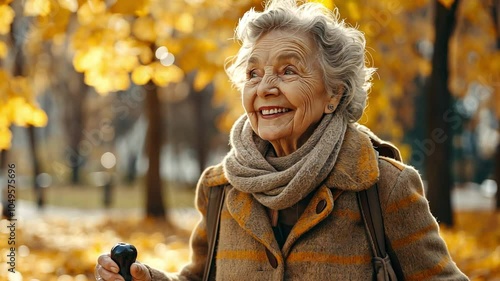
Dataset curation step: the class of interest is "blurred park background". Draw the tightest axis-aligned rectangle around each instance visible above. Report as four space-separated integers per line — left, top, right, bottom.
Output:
0 0 499 280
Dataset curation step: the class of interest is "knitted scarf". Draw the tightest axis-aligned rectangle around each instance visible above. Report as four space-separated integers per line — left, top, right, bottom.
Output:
222 112 347 210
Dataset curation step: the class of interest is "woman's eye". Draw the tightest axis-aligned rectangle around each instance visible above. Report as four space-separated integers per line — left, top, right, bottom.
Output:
283 67 295 75
248 70 258 79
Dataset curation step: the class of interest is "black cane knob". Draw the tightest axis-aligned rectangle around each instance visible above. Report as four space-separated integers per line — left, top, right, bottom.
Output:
110 242 137 281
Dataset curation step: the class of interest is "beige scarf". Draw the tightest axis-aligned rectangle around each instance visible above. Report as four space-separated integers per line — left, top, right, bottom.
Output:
222 112 347 210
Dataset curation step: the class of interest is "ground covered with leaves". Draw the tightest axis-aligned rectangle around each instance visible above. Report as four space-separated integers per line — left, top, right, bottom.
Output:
0 211 498 281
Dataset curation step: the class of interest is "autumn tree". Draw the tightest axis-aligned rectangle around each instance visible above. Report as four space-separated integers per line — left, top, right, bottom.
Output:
0 0 48 150
0 0 49 209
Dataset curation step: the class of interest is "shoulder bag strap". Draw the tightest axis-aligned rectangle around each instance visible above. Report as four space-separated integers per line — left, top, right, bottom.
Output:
202 185 226 281
357 152 404 280
358 183 387 258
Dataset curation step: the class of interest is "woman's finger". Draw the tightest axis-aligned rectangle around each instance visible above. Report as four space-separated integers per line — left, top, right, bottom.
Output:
95 263 124 281
131 262 151 281
97 254 120 274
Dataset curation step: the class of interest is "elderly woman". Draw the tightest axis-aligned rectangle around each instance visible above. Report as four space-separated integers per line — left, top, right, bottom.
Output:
96 0 468 280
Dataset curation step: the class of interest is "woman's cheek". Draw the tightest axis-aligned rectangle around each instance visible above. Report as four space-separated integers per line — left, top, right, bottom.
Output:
242 87 256 113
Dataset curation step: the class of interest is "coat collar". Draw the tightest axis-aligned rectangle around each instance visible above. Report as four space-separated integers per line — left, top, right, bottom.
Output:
202 124 380 191
225 188 283 261
323 124 379 192
225 184 343 260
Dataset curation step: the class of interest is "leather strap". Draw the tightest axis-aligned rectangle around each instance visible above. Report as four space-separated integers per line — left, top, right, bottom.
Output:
203 185 226 281
357 151 404 280
358 183 386 258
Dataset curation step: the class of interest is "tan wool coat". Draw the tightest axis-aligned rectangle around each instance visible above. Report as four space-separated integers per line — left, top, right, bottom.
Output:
147 124 469 281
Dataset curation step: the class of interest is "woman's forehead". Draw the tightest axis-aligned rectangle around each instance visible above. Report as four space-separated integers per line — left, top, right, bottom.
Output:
248 30 316 64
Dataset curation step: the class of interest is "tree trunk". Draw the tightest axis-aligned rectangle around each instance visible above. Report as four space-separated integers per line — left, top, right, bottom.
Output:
27 125 44 208
1 150 11 218
145 82 166 219
10 12 45 208
425 0 460 227
59 73 88 185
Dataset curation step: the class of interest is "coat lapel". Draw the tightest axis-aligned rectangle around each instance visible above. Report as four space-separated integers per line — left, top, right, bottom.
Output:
282 186 343 256
225 188 282 260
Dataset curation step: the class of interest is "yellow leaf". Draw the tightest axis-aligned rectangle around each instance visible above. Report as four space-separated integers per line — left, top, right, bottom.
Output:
77 0 106 25
438 0 455 9
85 69 112 95
152 62 184 87
0 110 8 127
132 65 152 85
24 0 51 16
0 127 12 150
175 13 194 34
29 107 48 127
73 48 104 72
132 16 156 42
418 59 431 76
0 41 7 58
58 0 78 12
193 70 214 92
345 1 361 22
139 44 153 64
115 52 139 72
109 0 150 16
108 15 131 39
309 0 334 10
11 98 32 126
73 51 87 72
112 71 131 91
0 4 15 35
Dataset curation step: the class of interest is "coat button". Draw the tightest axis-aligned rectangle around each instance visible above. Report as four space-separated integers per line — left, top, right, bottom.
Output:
316 199 327 214
265 248 278 269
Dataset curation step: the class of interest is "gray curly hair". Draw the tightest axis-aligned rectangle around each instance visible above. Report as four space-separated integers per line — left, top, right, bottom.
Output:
225 0 375 123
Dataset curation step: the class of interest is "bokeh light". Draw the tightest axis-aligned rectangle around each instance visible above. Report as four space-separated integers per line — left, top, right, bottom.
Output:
155 46 168 60
160 52 175 66
36 173 52 188
101 152 116 169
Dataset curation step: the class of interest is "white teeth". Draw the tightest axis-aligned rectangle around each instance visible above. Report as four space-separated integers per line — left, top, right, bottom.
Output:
261 108 289 115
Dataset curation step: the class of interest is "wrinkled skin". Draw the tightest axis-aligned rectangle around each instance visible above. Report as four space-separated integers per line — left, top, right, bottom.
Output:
243 29 340 156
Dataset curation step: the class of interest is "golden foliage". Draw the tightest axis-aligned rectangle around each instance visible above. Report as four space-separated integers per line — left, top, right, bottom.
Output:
0 41 7 58
0 4 15 34
310 0 335 10
0 211 498 280
24 0 51 17
132 16 156 42
0 71 48 149
438 0 456 9
58 0 79 12
440 212 500 279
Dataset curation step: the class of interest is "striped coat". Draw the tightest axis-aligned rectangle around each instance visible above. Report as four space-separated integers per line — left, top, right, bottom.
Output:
147 125 469 280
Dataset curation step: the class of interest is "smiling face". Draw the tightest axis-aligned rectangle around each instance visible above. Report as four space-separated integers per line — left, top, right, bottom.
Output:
242 29 339 156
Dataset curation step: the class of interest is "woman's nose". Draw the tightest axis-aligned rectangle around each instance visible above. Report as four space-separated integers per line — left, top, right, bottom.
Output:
257 75 279 97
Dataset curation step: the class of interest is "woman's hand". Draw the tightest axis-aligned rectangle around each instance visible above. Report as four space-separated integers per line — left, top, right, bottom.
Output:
96 254 152 281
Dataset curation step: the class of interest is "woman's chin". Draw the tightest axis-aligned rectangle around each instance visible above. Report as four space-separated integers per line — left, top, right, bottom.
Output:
257 132 281 142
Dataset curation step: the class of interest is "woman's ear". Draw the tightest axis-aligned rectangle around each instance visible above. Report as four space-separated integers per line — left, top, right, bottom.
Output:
324 86 343 114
